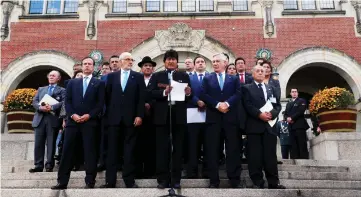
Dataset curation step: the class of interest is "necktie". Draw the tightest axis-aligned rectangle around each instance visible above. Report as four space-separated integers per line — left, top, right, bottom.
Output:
122 71 129 91
258 83 265 101
240 74 245 84
199 74 203 83
219 73 224 90
83 77 88 97
188 72 192 76
48 85 54 95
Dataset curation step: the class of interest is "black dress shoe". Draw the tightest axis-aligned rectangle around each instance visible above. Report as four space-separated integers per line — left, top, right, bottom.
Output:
172 183 181 189
29 168 43 173
209 184 219 188
231 183 243 188
45 168 53 172
126 184 139 188
84 183 95 189
72 166 80 171
51 183 67 190
277 161 283 164
157 183 169 189
100 183 116 188
97 164 106 172
268 184 286 189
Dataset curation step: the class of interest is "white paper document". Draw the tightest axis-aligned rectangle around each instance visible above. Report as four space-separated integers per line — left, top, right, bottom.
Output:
187 108 206 123
260 100 277 127
39 94 59 106
168 80 188 101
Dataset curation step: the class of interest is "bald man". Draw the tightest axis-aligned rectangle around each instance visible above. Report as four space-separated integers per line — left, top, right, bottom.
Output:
29 70 66 173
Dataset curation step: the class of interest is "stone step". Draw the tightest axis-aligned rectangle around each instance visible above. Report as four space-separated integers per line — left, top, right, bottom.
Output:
1 163 350 173
2 170 361 181
2 178 361 190
3 189 361 197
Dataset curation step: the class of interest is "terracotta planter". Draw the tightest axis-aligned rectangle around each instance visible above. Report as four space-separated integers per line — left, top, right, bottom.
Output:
316 109 357 132
6 111 34 133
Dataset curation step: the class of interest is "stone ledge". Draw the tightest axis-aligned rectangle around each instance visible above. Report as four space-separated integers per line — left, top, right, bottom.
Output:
1 133 34 141
19 14 79 20
310 132 361 147
282 10 346 16
105 12 256 18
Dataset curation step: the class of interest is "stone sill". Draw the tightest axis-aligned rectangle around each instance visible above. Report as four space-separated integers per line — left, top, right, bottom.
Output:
282 10 346 16
105 12 256 18
310 132 361 146
19 14 79 20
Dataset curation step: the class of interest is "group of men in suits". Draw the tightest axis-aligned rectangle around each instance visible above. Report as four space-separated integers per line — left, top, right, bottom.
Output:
29 49 287 190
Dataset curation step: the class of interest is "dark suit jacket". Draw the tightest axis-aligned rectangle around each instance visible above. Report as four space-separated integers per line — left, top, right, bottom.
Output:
285 97 309 130
187 72 210 108
267 76 281 100
242 82 281 136
236 72 253 85
32 85 66 128
65 77 105 126
200 72 241 125
148 70 192 125
105 70 145 127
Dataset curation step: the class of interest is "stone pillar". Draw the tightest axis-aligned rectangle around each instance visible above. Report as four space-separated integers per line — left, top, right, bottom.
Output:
352 1 361 34
85 0 101 40
263 0 274 37
1 0 16 41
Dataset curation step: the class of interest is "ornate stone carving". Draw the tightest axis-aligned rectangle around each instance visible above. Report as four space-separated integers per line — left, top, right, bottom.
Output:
1 0 16 41
155 23 205 52
351 1 361 34
263 0 274 37
84 0 100 39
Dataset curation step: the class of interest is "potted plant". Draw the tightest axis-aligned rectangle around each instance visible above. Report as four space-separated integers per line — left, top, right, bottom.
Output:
2 88 37 133
309 87 357 132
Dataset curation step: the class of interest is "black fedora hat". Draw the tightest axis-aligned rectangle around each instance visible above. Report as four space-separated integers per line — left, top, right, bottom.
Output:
138 56 156 68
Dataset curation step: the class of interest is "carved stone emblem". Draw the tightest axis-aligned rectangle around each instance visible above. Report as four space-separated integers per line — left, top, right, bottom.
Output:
155 23 205 51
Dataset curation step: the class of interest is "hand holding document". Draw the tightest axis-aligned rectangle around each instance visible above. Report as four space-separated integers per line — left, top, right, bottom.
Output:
187 108 206 123
168 80 188 101
260 100 277 127
39 94 59 106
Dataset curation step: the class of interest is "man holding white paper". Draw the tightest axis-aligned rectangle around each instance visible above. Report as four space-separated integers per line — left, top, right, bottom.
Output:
29 70 65 173
242 65 285 189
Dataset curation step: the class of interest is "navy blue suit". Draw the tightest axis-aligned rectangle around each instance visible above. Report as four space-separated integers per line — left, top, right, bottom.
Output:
58 77 105 186
200 72 242 187
104 70 145 187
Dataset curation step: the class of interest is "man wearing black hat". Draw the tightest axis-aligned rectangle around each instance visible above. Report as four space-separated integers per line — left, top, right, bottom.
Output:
148 49 192 189
135 56 157 178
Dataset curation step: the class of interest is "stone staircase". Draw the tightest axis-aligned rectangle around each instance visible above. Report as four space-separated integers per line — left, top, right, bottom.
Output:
2 159 361 197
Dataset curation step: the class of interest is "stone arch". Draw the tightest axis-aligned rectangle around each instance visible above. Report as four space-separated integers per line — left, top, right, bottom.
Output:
277 47 361 99
0 50 76 101
130 23 235 71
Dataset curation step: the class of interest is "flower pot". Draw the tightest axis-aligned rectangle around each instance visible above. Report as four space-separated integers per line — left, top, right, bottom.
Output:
6 111 34 133
316 109 357 132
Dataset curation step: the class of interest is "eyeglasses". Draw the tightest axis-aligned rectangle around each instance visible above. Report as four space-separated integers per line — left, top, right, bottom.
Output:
123 58 135 62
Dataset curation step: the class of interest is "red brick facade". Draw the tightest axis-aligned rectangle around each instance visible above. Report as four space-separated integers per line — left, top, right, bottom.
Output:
2 17 361 69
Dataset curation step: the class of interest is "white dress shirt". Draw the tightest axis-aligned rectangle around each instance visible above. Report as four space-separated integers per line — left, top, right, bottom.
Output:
144 75 151 86
196 72 206 81
254 81 267 101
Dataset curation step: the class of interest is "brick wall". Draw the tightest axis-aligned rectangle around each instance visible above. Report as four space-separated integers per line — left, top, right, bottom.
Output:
1 17 360 70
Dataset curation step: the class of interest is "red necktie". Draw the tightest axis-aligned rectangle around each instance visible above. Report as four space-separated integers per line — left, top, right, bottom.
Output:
240 74 245 84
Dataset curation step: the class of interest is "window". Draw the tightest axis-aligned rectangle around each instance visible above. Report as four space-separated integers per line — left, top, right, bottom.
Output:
301 0 316 10
29 0 78 14
319 0 334 9
199 0 214 11
182 0 196 12
164 0 178 12
233 0 248 11
113 0 127 13
283 0 298 10
146 0 160 12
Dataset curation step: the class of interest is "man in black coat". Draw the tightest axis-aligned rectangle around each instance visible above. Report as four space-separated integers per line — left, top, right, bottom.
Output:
285 88 309 159
52 57 105 190
102 52 146 188
235 57 253 85
148 49 192 189
242 65 285 189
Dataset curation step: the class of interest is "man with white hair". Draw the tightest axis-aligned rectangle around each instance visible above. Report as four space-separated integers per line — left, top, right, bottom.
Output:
102 52 146 188
30 70 66 173
200 53 242 188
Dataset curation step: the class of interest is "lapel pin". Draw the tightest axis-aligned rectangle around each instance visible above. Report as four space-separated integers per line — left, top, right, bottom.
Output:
91 83 94 86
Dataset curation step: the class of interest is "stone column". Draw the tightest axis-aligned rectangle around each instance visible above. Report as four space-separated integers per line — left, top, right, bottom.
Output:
352 1 361 34
85 0 100 40
1 0 16 41
263 0 274 37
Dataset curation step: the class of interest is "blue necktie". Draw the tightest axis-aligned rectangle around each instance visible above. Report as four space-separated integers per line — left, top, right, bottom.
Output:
199 74 203 83
122 71 129 91
48 85 54 95
219 73 224 90
83 77 88 97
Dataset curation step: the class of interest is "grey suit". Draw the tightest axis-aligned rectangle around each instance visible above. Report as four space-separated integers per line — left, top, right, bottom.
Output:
32 85 66 169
